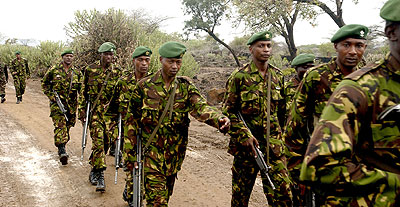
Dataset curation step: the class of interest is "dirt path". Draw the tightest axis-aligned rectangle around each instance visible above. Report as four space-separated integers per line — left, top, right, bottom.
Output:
0 79 267 207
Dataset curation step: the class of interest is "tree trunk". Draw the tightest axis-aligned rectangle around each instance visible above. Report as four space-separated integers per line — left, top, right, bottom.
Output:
207 31 242 67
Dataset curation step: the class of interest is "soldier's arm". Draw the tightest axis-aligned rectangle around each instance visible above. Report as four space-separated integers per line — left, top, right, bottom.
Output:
41 68 54 100
300 80 398 194
77 68 89 120
25 59 30 77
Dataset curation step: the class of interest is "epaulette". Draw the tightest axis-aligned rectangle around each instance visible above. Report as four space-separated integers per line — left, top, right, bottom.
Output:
177 76 192 83
269 63 283 75
345 62 381 81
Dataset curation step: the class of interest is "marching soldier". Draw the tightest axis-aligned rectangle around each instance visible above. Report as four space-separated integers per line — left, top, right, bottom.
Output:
222 31 292 207
284 24 369 206
300 0 400 205
125 41 230 206
10 51 30 104
78 42 123 192
42 49 82 165
110 46 153 205
0 61 8 103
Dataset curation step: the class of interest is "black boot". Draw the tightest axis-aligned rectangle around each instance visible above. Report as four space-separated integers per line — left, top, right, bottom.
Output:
123 185 128 202
16 97 21 104
109 142 116 156
58 144 69 165
20 96 22 102
0 95 5 103
89 168 99 185
96 170 106 192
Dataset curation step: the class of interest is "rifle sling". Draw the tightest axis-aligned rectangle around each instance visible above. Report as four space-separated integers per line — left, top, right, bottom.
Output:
143 80 178 153
90 70 112 113
266 69 271 165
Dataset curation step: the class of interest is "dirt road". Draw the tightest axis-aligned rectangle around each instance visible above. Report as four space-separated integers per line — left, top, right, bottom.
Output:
0 79 267 207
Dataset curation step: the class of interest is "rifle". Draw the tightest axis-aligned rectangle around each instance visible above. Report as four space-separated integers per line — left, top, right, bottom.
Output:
53 90 69 122
132 128 143 207
237 112 275 190
81 100 91 161
114 113 123 184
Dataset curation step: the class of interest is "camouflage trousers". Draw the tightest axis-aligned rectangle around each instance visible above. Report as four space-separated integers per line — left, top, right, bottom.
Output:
144 167 176 207
88 112 117 170
12 75 26 98
0 76 5 96
51 113 75 147
231 152 293 207
104 114 119 150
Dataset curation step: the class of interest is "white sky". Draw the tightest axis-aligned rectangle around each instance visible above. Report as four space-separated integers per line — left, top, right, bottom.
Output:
0 0 387 46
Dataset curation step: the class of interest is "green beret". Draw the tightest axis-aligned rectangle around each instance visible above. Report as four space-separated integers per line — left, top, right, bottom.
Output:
159 41 186 58
291 53 315 66
132 46 152 59
330 24 369 43
61 49 73 56
98 42 116 53
380 0 400 22
15 51 21 55
247 31 272 45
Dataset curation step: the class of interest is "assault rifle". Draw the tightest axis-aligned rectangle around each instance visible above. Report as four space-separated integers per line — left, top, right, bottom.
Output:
132 128 143 207
114 113 123 184
81 100 91 161
53 90 69 122
237 112 276 190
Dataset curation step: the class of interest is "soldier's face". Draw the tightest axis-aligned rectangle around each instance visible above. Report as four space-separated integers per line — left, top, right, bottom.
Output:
100 52 114 66
62 54 74 66
335 38 367 68
385 23 400 58
295 62 314 80
133 56 150 75
160 57 182 78
16 54 21 59
250 40 272 62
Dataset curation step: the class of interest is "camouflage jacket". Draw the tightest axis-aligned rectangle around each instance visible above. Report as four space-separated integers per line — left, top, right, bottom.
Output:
284 58 355 177
78 61 123 119
283 74 301 113
0 62 8 82
10 58 29 78
42 62 82 117
126 69 226 175
300 53 400 206
222 61 286 156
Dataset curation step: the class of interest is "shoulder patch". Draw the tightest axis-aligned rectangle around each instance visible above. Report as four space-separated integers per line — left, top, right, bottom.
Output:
345 62 380 80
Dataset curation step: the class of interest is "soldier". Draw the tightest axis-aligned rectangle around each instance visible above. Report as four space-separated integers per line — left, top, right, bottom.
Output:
0 61 8 103
42 49 82 165
300 0 400 205
125 41 230 206
78 42 123 192
222 31 292 207
10 51 30 104
284 24 369 206
110 46 153 205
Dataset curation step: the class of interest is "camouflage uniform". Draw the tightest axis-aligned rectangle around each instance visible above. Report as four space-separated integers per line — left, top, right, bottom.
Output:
78 61 122 170
0 62 8 100
300 53 400 206
42 62 82 147
283 71 301 112
10 57 29 99
125 70 227 206
222 62 292 207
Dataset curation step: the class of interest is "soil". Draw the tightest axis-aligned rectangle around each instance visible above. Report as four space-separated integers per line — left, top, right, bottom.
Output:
0 74 267 207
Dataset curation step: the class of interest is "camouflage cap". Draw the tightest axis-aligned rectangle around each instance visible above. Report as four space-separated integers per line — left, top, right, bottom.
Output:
132 46 152 59
159 41 186 58
331 24 369 43
98 42 116 53
61 49 74 56
15 51 21 55
247 31 272 45
291 53 315 66
380 0 400 22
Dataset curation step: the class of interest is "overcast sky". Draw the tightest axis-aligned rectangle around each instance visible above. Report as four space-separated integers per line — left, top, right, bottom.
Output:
0 0 387 46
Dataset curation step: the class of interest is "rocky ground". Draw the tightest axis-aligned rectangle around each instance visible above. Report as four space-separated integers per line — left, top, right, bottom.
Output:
0 74 267 207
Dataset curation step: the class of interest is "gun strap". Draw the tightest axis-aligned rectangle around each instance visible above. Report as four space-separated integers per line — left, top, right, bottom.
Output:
266 69 271 166
143 80 178 152
90 69 112 113
67 70 75 95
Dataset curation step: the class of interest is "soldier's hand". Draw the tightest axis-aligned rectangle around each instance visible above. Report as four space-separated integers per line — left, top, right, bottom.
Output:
241 136 259 157
218 117 230 134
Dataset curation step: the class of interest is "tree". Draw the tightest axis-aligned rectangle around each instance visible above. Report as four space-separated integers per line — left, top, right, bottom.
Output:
293 0 359 28
182 0 242 67
233 0 316 60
